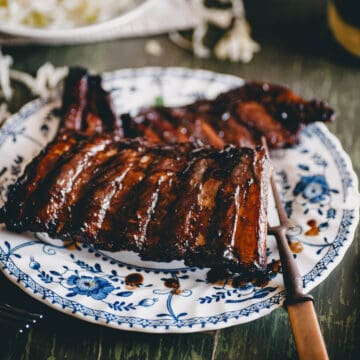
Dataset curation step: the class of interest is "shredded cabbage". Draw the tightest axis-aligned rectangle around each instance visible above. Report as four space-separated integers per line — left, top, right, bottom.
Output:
0 48 69 125
170 0 259 63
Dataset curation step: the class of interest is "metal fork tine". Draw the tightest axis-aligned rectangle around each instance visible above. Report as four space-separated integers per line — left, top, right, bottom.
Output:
262 136 329 360
261 137 293 230
269 175 294 229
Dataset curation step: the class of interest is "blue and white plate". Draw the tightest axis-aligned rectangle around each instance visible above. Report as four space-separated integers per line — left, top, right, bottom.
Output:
0 68 358 333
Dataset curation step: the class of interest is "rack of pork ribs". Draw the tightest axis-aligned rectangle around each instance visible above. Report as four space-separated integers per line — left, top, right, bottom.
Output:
0 67 335 277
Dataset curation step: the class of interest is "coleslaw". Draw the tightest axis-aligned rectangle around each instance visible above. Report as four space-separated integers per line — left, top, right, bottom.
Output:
0 0 135 29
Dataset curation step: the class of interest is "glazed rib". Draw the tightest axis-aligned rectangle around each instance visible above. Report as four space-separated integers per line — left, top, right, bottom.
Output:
163 156 215 259
30 134 118 236
59 67 121 137
204 147 269 271
0 134 270 274
117 153 186 253
0 69 336 278
83 75 122 136
0 132 82 232
76 145 156 249
121 82 335 149
60 68 334 149
59 67 88 132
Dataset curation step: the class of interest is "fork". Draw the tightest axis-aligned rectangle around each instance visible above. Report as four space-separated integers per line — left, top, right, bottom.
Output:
0 303 43 333
264 138 329 360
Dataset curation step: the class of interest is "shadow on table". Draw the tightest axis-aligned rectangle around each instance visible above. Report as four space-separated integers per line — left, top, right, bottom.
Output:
244 0 360 68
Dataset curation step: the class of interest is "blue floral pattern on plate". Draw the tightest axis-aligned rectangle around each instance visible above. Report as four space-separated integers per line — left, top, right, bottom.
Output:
0 68 359 333
293 175 334 203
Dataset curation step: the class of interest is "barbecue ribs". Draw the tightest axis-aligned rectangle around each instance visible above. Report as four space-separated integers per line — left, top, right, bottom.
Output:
121 82 335 149
0 67 335 276
59 68 335 147
0 135 270 274
59 67 122 136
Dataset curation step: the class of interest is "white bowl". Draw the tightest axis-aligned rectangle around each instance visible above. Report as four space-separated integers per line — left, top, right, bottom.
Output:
0 0 154 44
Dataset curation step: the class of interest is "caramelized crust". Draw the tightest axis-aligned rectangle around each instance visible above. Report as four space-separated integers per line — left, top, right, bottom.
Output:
84 75 122 136
59 68 88 132
0 135 270 275
60 68 334 149
121 82 334 149
0 69 336 278
59 67 121 137
206 148 268 271
30 134 118 236
79 148 156 249
0 132 82 231
74 147 146 244
163 156 216 259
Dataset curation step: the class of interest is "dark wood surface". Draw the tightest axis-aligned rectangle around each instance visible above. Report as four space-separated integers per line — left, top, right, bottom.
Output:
1 2 359 359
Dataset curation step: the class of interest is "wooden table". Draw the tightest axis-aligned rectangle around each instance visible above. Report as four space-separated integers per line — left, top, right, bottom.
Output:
1 2 359 359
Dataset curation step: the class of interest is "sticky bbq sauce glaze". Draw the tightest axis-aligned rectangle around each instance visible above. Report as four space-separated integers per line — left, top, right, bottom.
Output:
206 259 282 288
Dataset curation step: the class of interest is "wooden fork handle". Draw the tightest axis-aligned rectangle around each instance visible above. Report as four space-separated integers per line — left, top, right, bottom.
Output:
287 301 329 360
271 225 328 359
